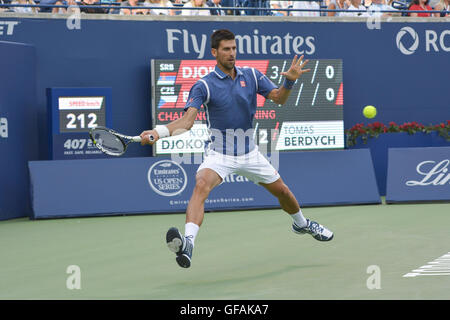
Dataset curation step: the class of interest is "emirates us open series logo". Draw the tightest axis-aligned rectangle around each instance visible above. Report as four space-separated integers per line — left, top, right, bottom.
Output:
147 160 187 196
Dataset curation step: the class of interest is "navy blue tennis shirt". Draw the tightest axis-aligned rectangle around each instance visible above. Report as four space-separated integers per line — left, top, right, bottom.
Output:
184 65 277 156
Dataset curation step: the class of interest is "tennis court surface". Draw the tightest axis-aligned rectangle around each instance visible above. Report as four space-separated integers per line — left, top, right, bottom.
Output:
1 200 449 300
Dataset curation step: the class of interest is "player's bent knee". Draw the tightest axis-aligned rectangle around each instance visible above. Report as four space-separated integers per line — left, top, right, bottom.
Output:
194 177 213 196
275 184 292 199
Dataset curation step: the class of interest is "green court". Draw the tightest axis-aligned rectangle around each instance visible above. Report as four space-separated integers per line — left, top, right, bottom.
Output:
1 200 449 300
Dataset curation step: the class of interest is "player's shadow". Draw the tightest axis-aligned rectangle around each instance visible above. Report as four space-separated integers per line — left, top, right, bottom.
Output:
159 264 328 291
204 264 328 285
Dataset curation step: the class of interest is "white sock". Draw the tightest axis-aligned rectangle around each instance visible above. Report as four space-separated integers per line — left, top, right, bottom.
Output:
185 222 199 246
290 210 307 228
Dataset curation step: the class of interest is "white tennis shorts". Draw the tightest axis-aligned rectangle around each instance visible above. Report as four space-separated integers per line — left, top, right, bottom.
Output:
197 147 280 185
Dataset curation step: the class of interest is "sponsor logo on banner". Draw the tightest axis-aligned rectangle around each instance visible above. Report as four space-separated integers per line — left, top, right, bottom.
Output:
0 21 19 36
405 160 450 186
0 117 8 138
396 27 419 55
147 160 188 196
166 29 316 58
276 121 344 150
396 26 450 55
222 174 250 183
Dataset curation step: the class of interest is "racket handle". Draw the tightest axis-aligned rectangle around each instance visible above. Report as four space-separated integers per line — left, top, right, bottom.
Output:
132 135 154 143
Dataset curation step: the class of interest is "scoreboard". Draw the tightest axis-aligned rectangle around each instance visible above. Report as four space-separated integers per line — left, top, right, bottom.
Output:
151 59 344 155
47 87 112 160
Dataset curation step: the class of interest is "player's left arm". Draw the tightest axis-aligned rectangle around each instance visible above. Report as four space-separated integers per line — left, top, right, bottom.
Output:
267 55 310 105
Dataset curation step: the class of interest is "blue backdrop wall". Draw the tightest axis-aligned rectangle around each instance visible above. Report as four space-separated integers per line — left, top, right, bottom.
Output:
0 17 448 160
0 40 38 220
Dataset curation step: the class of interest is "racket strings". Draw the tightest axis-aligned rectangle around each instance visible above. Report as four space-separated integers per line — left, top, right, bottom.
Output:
91 129 126 156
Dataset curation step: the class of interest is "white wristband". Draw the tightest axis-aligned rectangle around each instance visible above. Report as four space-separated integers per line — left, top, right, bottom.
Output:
155 125 170 138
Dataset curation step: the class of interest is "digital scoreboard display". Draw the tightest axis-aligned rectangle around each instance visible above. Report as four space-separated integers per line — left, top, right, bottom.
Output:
48 87 112 160
151 59 343 155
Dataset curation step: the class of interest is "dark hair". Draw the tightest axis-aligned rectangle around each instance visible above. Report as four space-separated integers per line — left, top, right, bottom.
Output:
211 29 235 49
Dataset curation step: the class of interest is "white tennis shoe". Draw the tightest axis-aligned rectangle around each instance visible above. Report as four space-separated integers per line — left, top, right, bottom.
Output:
292 219 334 241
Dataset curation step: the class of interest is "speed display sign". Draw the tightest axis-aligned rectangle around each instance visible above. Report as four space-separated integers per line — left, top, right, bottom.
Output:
47 87 112 160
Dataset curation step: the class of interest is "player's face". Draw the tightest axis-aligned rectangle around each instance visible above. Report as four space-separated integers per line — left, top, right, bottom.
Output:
213 39 236 71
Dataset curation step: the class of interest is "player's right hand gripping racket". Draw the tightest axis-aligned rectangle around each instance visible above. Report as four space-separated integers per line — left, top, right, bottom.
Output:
89 126 154 156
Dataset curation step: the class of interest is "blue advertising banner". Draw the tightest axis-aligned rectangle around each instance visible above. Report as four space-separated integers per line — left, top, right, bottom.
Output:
349 132 449 196
0 40 38 221
29 149 380 219
386 146 450 203
28 156 278 219
279 149 381 207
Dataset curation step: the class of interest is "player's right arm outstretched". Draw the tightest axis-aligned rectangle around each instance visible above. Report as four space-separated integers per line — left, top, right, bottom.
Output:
140 107 198 145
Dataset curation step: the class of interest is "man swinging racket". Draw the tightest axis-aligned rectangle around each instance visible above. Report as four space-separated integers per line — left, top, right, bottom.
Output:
140 29 334 269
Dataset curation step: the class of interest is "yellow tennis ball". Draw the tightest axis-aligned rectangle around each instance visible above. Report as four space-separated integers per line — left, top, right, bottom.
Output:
363 105 377 119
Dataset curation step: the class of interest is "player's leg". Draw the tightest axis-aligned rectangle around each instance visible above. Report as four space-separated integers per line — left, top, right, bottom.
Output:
166 150 229 268
186 168 223 227
259 177 303 219
260 178 333 241
259 177 308 227
166 168 222 268
240 150 333 242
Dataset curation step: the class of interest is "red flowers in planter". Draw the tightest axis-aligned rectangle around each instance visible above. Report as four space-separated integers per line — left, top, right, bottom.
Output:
346 121 450 147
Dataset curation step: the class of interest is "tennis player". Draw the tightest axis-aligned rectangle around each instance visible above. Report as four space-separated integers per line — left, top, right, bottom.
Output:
140 29 334 268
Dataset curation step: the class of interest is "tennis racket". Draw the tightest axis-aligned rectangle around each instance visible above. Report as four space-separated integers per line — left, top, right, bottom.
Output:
89 126 154 156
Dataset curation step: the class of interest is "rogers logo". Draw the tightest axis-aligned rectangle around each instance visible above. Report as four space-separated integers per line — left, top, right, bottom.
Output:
405 160 450 186
396 27 419 55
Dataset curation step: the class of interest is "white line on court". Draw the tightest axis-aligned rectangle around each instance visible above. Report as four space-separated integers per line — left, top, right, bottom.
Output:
404 273 450 277
403 251 450 277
